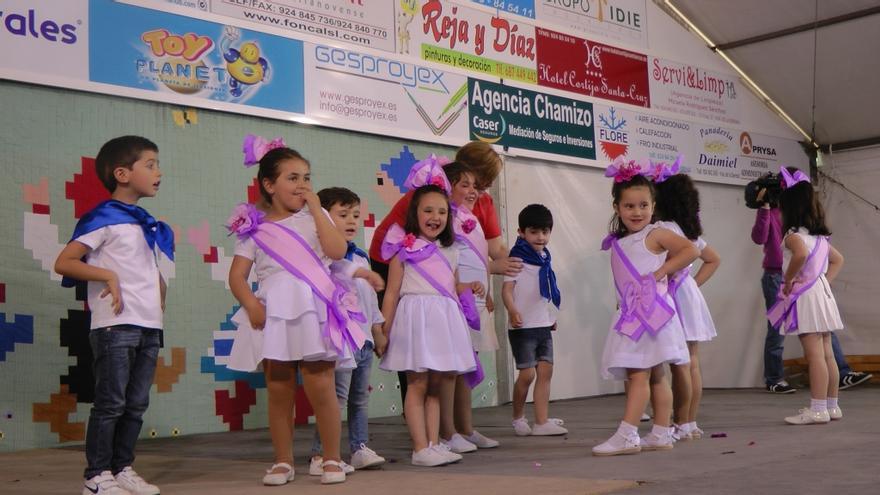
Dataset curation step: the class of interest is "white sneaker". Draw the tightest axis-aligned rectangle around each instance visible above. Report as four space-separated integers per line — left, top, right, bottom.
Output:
828 406 843 420
83 472 131 495
640 413 651 422
442 433 478 453
309 456 354 475
690 425 704 439
350 444 386 469
531 421 568 436
433 442 463 463
411 445 449 467
549 417 565 426
261 463 294 486
512 417 531 436
640 431 675 451
592 432 641 456
785 408 831 425
114 467 159 495
464 429 500 448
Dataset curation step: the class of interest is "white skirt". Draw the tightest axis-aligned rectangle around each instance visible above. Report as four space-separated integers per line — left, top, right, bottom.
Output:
470 305 500 352
380 294 477 373
673 276 717 342
601 297 691 380
226 272 356 372
785 275 843 335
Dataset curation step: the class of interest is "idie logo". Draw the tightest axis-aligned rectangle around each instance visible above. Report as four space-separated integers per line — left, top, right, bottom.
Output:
0 8 78 44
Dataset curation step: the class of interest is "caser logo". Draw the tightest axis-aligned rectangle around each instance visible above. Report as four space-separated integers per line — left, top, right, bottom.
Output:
0 9 78 44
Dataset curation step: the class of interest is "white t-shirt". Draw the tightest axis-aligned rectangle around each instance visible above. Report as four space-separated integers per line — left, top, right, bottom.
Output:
75 224 163 330
504 258 559 329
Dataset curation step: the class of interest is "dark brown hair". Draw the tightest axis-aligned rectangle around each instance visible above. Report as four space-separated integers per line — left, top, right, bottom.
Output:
780 168 830 236
654 174 703 240
95 136 158 192
318 187 360 210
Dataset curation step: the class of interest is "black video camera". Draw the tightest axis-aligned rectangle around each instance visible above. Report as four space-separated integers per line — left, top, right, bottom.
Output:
744 172 782 209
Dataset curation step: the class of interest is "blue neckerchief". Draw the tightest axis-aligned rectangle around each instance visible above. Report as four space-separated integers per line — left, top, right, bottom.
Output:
345 241 368 262
62 200 175 287
509 236 560 308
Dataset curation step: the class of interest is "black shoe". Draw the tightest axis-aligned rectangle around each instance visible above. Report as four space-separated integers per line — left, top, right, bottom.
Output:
840 371 873 390
766 381 796 394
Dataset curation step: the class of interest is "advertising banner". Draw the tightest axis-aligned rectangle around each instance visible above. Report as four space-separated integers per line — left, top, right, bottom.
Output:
534 0 648 48
649 56 741 125
89 0 304 113
468 78 595 159
536 27 649 108
408 0 538 84
0 0 88 81
304 42 469 144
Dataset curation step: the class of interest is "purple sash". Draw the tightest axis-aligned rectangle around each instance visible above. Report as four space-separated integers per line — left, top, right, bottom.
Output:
602 234 675 342
767 236 829 333
382 224 484 386
249 221 367 355
452 205 489 271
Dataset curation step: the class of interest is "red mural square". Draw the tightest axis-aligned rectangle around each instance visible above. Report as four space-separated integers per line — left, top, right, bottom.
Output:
536 28 649 108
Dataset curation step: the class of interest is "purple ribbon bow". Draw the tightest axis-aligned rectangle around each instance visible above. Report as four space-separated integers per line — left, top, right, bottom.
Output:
780 167 809 189
242 134 286 167
404 154 452 193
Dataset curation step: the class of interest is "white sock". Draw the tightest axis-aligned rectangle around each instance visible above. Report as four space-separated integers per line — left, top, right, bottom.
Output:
810 399 827 413
618 421 638 437
651 424 672 436
688 421 698 431
827 397 839 409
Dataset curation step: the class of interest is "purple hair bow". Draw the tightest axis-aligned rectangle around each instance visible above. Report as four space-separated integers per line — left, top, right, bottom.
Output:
404 154 452 193
243 134 286 167
647 156 682 183
605 157 646 183
780 167 809 189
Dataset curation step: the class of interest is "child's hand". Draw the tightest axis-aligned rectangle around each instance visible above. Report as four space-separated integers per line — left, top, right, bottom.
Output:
551 322 557 331
509 311 523 328
100 273 123 315
373 331 388 358
783 279 793 296
363 270 385 292
653 267 667 282
247 301 267 330
486 293 495 313
470 281 486 298
302 189 322 211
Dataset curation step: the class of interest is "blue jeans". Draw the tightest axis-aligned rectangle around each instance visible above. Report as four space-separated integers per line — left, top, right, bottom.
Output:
85 326 160 479
761 271 849 386
312 341 374 455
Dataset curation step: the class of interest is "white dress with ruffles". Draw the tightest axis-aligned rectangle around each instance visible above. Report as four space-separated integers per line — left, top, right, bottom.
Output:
600 224 691 380
226 209 356 372
781 228 843 335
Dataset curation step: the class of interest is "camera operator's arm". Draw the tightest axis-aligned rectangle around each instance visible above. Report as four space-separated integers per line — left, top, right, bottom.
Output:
751 189 773 245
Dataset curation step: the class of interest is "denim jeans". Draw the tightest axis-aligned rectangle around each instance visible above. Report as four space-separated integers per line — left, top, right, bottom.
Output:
312 341 374 455
761 271 848 386
84 325 160 479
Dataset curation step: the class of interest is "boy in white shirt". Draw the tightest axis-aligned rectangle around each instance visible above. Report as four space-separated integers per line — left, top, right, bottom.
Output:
56 136 172 495
502 204 567 437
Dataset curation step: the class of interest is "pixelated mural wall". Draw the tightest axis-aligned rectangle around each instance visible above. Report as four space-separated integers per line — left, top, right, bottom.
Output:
0 80 499 452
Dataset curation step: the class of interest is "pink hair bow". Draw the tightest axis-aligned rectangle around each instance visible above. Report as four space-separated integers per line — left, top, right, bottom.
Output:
604 156 646 183
242 134 286 167
404 154 452 193
780 167 809 189
646 156 682 183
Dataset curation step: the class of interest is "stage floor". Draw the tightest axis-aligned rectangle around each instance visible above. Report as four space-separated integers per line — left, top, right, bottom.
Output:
3 387 877 494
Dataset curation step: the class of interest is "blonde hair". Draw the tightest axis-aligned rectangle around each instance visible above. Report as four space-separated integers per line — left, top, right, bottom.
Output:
455 141 502 188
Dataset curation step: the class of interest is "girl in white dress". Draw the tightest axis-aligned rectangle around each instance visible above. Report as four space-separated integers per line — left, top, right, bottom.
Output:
592 160 697 457
653 170 721 440
772 167 844 425
227 141 357 485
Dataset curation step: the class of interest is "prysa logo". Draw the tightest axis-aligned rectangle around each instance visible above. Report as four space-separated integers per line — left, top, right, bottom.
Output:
598 107 628 160
0 8 79 44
